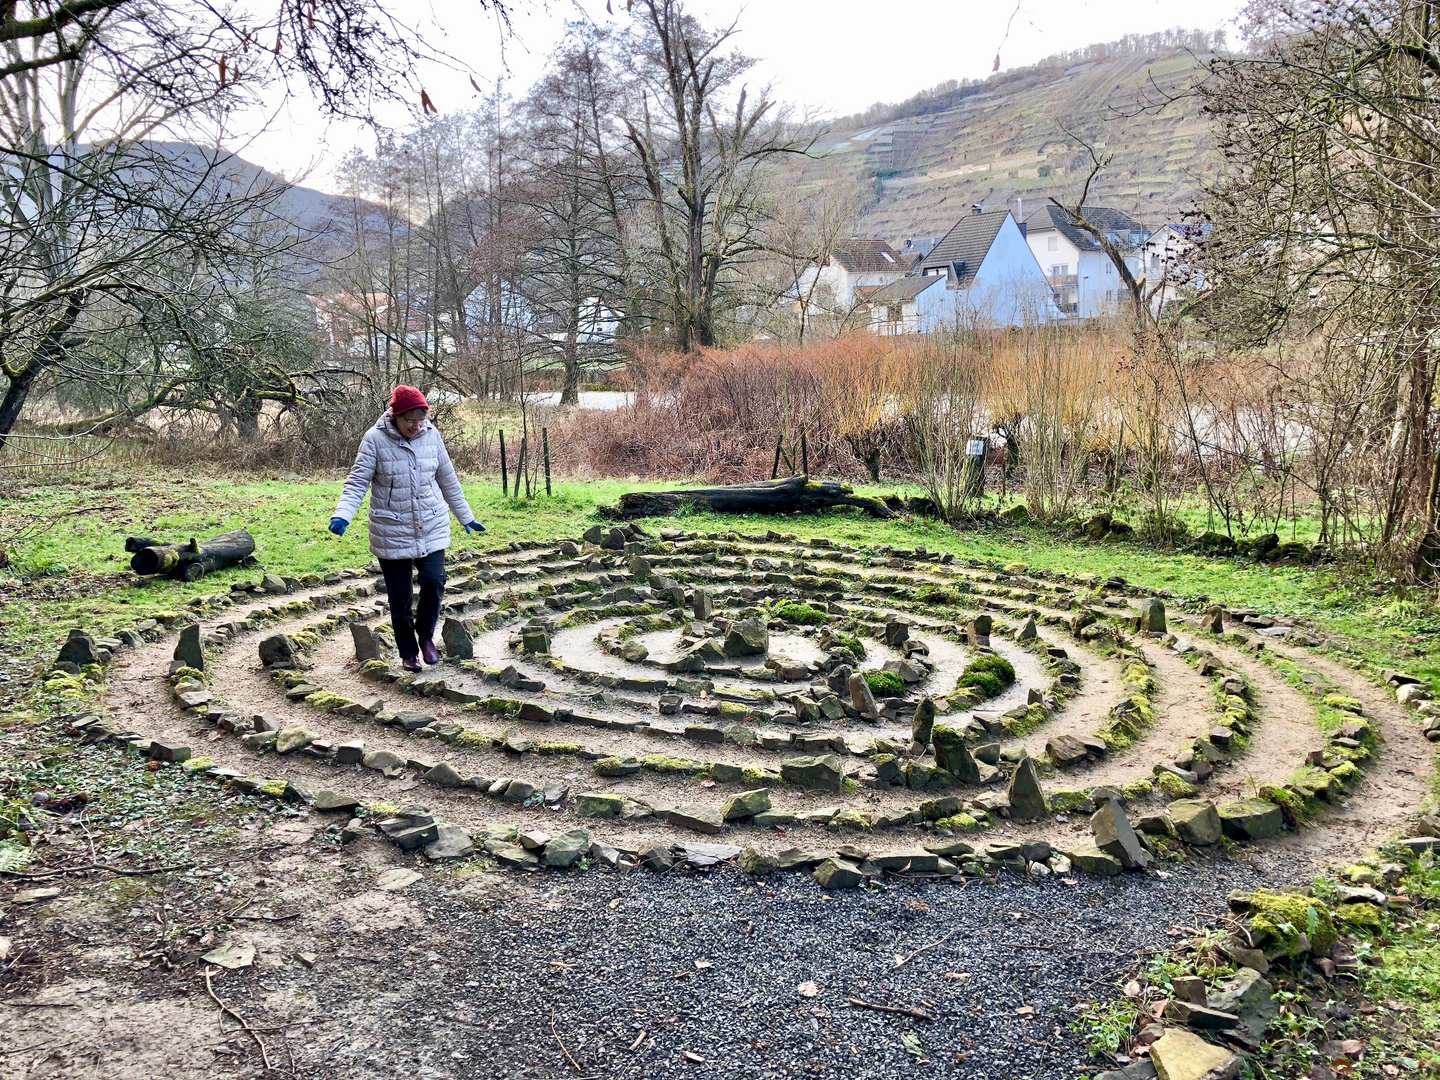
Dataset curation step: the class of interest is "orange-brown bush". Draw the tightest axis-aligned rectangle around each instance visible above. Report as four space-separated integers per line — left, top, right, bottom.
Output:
549 335 921 483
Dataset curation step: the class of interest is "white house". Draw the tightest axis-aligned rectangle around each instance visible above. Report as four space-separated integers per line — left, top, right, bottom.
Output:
1139 222 1209 311
793 238 911 313
1023 205 1148 318
859 208 1056 332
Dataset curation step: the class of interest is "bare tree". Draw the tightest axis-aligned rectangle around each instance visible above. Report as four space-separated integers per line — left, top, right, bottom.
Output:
621 0 813 351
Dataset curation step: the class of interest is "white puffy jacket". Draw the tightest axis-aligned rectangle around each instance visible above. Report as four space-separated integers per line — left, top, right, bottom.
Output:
333 412 476 560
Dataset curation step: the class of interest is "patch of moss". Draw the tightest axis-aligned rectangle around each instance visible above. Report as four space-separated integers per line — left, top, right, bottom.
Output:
956 654 1016 700
1245 889 1338 957
1001 704 1046 738
934 812 981 833
485 697 522 716
305 691 354 711
167 666 205 685
180 756 215 772
1334 902 1383 928
258 779 289 799
358 659 393 680
826 808 871 831
739 766 778 784
1155 770 1199 799
776 601 827 626
827 631 866 660
453 729 493 750
641 754 707 775
536 741 584 755
862 669 905 697
1321 694 1365 716
1118 778 1156 802
1047 789 1092 813
1328 760 1363 788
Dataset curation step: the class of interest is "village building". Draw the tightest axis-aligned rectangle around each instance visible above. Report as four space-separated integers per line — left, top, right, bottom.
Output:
1023 204 1148 318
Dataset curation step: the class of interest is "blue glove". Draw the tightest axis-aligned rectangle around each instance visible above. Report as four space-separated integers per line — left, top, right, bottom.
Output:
464 521 486 534
328 517 347 536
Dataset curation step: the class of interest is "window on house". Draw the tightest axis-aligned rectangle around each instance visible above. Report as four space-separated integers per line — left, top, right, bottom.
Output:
1105 290 1115 302
887 304 902 323
1104 260 1113 274
1047 236 1058 251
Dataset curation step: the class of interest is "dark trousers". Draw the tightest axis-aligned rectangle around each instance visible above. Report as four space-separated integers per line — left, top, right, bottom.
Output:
379 549 447 659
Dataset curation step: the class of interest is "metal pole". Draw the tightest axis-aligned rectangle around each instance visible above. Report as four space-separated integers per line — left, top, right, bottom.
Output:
801 431 809 477
771 434 783 479
499 430 508 497
542 427 552 496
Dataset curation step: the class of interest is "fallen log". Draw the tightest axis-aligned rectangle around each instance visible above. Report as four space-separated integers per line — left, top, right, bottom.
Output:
129 528 256 581
612 476 894 520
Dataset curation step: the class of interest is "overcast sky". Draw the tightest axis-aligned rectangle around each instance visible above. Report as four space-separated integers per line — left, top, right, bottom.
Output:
227 0 1249 192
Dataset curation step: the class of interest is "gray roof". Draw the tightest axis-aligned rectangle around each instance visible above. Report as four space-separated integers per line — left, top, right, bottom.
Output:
1025 204 1147 252
917 209 1011 285
832 239 907 274
859 276 946 304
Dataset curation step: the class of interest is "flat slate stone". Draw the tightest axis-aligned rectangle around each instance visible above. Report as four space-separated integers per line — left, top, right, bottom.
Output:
1218 798 1284 841
680 842 741 867
668 803 724 835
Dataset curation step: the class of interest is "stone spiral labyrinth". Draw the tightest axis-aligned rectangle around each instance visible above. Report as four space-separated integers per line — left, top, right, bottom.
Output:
68 522 1438 885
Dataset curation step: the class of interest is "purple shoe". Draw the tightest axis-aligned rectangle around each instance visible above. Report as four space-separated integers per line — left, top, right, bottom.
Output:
401 656 422 673
420 639 440 665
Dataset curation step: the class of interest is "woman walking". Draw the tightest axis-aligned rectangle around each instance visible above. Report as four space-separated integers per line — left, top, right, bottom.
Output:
329 386 485 672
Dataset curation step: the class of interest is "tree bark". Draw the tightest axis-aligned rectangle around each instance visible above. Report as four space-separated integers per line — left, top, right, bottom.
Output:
129 529 256 580
613 475 894 519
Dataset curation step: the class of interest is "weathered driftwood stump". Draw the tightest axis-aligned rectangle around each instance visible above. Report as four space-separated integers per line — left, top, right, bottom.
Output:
612 476 894 519
127 528 256 581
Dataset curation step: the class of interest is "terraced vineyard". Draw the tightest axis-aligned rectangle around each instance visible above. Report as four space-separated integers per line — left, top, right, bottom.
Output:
66 524 1437 885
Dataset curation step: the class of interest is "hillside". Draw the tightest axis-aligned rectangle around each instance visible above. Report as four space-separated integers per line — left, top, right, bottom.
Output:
787 49 1214 243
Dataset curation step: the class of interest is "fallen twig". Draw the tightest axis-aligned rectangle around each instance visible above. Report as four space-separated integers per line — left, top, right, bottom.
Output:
232 912 302 923
0 1001 76 1008
892 927 961 970
203 968 272 1072
847 997 938 1022
3 861 194 880
551 1009 582 1073
0 1041 67 1056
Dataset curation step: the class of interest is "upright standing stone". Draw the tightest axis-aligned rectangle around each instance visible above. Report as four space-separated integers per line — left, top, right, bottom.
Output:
691 588 713 621
1017 616 1038 643
1090 796 1152 869
441 618 474 660
173 624 205 671
966 615 993 648
932 725 980 784
910 696 936 746
351 622 381 663
1007 756 1048 820
57 631 98 668
1140 598 1167 633
884 619 909 647
848 672 879 721
258 633 295 668
1205 605 1225 634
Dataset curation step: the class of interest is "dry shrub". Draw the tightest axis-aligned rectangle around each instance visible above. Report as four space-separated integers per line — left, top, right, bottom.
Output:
550 335 917 482
988 323 1117 519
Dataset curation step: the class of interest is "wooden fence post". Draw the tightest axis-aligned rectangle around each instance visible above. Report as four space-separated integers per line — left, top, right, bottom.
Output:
801 431 809 477
499 430 508 497
771 434 783 479
542 427 552 496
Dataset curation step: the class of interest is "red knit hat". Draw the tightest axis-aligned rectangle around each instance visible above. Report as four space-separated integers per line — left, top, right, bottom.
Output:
389 385 428 415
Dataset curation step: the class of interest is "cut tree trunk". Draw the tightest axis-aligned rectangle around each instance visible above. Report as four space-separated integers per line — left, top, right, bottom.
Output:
129 529 256 581
613 476 894 519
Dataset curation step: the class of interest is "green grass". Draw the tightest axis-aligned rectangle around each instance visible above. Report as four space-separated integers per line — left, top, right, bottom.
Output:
2 465 1439 698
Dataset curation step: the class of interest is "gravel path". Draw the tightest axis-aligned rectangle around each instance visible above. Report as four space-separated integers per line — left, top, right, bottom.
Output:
241 854 1293 1080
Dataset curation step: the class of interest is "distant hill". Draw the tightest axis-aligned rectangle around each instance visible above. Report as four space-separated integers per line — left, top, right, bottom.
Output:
786 46 1215 243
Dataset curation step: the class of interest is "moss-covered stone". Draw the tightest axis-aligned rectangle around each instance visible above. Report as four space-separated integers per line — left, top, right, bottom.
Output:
1242 889 1337 957
305 690 354 711
1334 902 1382 928
642 754 708 775
1155 770 1199 799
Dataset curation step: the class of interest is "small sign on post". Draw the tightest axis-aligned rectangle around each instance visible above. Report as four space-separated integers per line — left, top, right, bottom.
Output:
964 437 987 498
